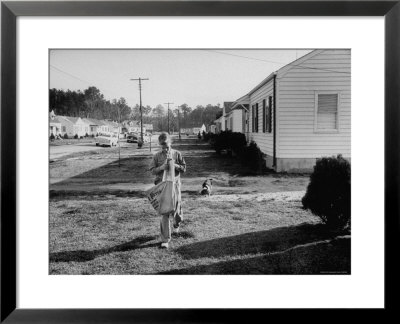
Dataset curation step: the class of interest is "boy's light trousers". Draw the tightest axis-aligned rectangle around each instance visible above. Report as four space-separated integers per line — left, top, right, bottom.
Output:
160 181 182 243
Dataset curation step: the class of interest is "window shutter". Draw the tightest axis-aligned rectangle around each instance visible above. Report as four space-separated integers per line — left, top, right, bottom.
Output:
268 96 272 133
317 94 338 130
252 105 255 132
263 99 266 133
256 103 259 132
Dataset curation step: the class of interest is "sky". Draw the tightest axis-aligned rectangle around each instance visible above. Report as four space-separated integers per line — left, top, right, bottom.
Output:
50 49 312 108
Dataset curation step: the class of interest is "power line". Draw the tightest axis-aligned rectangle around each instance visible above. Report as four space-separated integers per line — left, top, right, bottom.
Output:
50 64 130 106
50 64 92 85
203 50 350 74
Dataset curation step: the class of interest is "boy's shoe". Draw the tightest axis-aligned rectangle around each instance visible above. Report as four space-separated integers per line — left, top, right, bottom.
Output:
160 242 169 249
173 226 180 233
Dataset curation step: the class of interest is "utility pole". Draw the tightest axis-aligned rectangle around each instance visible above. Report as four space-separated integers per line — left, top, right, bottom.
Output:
130 77 149 143
164 102 174 134
118 104 121 167
177 105 181 141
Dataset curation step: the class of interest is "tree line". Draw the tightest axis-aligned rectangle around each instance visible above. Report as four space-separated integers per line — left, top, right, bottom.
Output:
49 87 223 132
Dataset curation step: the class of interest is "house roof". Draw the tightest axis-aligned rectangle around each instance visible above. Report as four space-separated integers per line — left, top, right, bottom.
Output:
223 102 234 115
57 116 75 125
62 116 81 124
82 118 100 126
55 116 125 127
246 49 323 96
214 116 223 123
231 94 250 111
49 114 61 123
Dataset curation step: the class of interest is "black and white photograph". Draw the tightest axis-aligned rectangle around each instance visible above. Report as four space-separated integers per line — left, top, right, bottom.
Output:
49 48 351 275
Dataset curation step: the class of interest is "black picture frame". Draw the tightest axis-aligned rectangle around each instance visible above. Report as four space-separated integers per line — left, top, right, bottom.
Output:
1 0 399 322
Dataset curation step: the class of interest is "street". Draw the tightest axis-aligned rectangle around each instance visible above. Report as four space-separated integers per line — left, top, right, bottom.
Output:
50 143 105 160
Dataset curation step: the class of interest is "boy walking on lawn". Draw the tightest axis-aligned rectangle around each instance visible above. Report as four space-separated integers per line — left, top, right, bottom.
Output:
149 132 186 249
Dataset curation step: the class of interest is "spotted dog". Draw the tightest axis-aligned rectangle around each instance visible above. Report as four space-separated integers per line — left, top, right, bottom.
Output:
200 179 213 196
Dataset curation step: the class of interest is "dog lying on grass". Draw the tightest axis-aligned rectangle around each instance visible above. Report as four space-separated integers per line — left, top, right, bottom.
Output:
200 179 213 196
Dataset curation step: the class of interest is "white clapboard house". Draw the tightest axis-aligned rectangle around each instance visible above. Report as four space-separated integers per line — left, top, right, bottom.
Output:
231 49 351 172
225 95 248 133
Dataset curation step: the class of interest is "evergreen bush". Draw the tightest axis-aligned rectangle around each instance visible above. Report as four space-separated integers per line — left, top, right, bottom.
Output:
212 130 233 154
302 154 351 228
211 132 268 172
203 131 213 142
49 133 55 140
230 132 247 156
74 134 78 139
239 141 265 172
63 133 69 139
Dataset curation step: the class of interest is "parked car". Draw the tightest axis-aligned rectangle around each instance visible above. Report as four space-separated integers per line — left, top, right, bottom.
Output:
127 133 139 143
95 133 119 147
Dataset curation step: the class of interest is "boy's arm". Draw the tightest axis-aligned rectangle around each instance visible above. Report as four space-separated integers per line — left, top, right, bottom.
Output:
174 151 186 173
150 155 167 175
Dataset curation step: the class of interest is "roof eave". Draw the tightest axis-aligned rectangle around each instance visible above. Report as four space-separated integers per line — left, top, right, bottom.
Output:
247 72 276 96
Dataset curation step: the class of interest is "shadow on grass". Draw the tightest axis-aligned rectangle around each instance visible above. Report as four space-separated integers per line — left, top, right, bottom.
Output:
50 235 158 263
161 236 350 274
49 189 147 199
175 223 349 260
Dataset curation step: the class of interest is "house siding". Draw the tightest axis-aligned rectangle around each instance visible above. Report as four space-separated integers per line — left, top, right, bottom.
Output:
58 117 74 137
73 119 89 137
227 110 243 133
277 49 351 162
248 79 274 160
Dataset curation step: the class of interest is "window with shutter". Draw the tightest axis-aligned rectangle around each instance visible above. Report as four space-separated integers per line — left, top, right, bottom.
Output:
268 96 272 133
316 93 339 131
255 103 259 132
252 105 255 132
262 99 266 133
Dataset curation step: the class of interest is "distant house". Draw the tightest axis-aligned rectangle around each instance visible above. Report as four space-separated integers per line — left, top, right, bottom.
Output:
82 118 100 136
215 116 223 133
180 128 191 135
49 110 61 136
96 120 110 134
192 128 201 135
105 120 120 133
222 102 233 131
225 95 249 133
233 49 351 172
193 124 206 135
57 116 76 137
213 102 233 133
66 117 90 137
209 125 217 133
122 120 145 133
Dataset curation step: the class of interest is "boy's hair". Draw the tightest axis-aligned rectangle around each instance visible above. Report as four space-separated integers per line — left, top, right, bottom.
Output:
158 132 171 144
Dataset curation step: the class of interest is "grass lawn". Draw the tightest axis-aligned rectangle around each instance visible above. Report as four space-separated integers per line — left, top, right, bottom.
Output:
49 137 351 275
50 138 96 146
